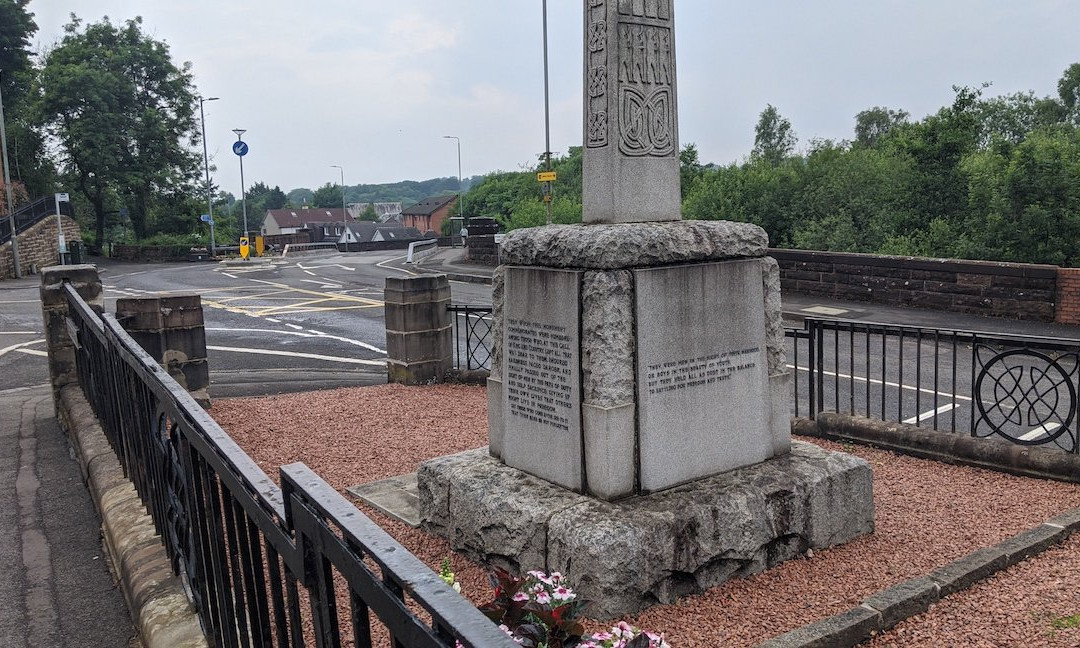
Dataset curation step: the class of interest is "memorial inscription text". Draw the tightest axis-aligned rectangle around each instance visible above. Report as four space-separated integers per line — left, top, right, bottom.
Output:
506 319 575 432
644 347 760 396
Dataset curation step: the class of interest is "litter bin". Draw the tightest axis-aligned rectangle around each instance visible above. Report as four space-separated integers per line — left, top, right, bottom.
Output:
68 241 84 264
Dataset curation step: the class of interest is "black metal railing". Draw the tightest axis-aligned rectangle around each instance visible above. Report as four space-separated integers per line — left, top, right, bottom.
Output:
64 282 516 648
1 196 73 244
448 305 493 371
786 317 1080 453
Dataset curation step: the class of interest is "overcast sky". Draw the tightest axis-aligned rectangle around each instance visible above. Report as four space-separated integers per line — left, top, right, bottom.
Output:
29 1 1080 195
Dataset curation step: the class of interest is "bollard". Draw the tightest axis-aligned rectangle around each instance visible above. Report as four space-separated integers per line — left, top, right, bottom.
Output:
384 274 452 385
115 294 211 407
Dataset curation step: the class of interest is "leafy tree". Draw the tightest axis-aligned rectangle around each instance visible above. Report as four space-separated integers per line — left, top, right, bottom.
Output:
311 182 342 208
286 187 313 206
683 158 802 247
752 104 797 166
974 91 1066 146
0 0 51 196
359 203 378 222
245 181 286 215
40 15 202 243
854 107 910 148
679 143 704 200
463 171 537 221
1058 62 1080 122
500 197 582 231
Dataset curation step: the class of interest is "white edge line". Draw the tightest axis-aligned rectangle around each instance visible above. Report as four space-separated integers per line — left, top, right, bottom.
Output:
205 327 386 354
903 403 958 425
0 339 46 358
206 345 386 366
15 348 49 357
786 364 973 402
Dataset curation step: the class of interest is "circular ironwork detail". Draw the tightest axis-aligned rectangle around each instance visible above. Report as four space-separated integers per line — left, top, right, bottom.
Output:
974 347 1076 447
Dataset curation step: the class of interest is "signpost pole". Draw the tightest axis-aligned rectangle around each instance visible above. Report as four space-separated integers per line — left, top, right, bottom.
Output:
0 72 22 278
542 0 553 225
54 192 69 264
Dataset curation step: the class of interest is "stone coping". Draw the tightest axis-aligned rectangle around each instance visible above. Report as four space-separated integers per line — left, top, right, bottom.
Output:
500 220 768 269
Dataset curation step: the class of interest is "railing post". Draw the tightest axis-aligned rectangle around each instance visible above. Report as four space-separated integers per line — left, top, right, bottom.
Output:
384 274 452 385
115 294 212 406
39 264 102 410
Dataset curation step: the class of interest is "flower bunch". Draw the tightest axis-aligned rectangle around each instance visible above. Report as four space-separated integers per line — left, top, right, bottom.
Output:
580 621 670 648
479 567 587 648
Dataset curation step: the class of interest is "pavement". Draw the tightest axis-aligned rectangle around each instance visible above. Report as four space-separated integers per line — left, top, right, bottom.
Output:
410 246 1080 340
0 385 137 648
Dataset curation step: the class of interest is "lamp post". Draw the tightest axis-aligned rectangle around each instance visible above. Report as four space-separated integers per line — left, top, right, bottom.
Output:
331 164 346 243
541 0 553 225
199 96 219 256
0 71 21 277
442 135 464 235
232 129 248 238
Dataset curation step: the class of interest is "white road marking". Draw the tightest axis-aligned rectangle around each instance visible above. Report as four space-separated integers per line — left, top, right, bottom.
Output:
301 279 342 289
1019 423 1061 441
376 255 416 276
206 345 386 366
786 364 973 401
335 264 356 271
265 318 282 323
15 348 48 357
903 403 958 425
0 300 41 304
285 324 304 330
303 270 316 276
0 339 46 359
0 331 38 335
223 272 238 279
205 327 386 354
308 329 326 336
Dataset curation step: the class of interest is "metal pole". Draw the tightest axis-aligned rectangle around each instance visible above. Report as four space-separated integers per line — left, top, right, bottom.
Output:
455 139 463 224
233 130 248 238
0 71 21 278
55 193 65 260
199 97 219 256
542 0 553 226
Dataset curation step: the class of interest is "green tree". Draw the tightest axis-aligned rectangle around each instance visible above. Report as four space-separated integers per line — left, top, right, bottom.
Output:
40 15 202 243
501 197 582 231
854 107 910 148
683 158 802 247
1058 62 1080 123
359 203 378 222
0 0 51 196
752 104 797 166
311 182 342 208
679 143 705 200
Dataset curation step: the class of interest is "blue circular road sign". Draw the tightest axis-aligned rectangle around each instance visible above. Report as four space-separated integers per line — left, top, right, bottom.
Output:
232 140 249 157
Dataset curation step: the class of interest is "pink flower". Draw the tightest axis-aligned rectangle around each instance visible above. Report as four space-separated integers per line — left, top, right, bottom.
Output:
552 586 575 602
512 591 529 602
527 570 546 580
534 590 551 605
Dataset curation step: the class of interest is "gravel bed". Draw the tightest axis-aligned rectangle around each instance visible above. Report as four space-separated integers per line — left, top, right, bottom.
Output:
867 533 1080 647
213 384 1080 647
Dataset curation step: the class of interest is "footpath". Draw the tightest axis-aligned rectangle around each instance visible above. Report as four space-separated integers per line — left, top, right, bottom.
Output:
0 384 137 647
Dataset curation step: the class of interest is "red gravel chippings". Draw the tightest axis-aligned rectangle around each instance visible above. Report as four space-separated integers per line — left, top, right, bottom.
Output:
213 384 1080 647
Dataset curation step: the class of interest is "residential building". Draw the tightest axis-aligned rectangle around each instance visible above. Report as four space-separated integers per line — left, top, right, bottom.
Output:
400 195 458 235
261 207 351 242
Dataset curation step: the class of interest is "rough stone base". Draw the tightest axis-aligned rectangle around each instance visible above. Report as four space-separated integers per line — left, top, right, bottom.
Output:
418 441 874 619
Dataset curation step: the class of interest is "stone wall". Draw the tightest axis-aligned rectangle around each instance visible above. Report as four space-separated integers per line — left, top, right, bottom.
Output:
771 249 1059 322
466 235 500 266
1056 268 1080 325
110 244 192 262
0 216 81 279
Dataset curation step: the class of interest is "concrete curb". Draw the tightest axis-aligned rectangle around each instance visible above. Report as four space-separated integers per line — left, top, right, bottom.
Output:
797 413 1080 484
58 385 207 648
756 507 1080 647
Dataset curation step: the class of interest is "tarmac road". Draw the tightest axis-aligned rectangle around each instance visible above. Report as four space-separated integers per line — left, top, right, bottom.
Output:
0 250 493 398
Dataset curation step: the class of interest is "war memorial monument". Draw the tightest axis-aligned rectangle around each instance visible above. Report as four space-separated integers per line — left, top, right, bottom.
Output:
418 0 875 618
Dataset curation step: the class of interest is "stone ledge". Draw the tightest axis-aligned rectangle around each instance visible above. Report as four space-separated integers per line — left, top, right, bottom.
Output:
500 220 767 269
419 441 873 619
58 385 207 648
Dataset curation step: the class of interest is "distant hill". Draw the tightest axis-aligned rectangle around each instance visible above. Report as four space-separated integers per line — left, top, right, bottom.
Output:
287 176 482 209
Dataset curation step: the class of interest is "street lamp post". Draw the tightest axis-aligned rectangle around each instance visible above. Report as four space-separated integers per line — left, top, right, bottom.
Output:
232 129 248 238
0 71 21 278
442 135 463 236
331 165 346 244
199 96 219 256
542 0 553 225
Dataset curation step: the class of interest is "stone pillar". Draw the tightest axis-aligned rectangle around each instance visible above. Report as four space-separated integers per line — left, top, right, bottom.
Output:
39 264 103 408
115 295 211 406
384 275 452 385
583 0 681 223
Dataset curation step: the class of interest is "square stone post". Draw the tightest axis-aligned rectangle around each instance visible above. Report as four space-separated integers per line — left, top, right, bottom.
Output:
384 275 452 385
39 264 103 409
115 295 211 407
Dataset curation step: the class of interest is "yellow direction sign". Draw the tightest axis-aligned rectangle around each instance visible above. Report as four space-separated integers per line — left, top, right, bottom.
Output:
239 236 250 259
537 171 557 183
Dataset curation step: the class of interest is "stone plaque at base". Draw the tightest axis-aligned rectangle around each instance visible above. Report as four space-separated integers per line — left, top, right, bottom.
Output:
634 260 773 492
501 267 585 491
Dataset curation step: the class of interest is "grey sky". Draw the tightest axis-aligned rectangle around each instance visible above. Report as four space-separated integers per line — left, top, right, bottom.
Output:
29 1 1080 197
